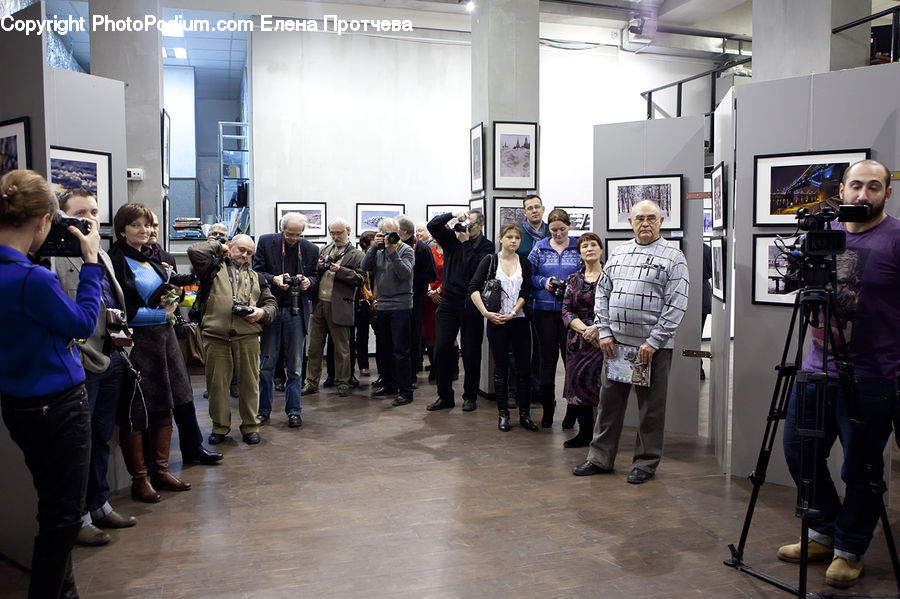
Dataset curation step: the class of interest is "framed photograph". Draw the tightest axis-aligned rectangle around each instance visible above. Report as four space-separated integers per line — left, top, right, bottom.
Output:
426 204 467 222
711 238 725 301
493 121 537 190
664 237 683 252
469 196 486 239
162 195 169 249
49 146 112 225
752 233 802 305
711 161 725 229
0 116 31 177
493 197 524 242
557 206 592 232
356 203 405 234
470 122 484 194
161 109 171 189
753 149 870 226
603 237 632 262
606 174 683 231
703 209 713 237
275 202 327 236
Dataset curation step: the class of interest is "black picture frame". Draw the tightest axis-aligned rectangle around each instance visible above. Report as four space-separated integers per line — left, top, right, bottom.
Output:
426 204 468 222
469 196 486 241
603 236 633 262
161 109 171 189
275 202 327 236
356 203 405 234
0 116 32 177
711 237 725 301
49 146 113 226
493 196 524 243
710 161 725 230
470 122 484 194
556 206 592 232
606 174 683 231
493 121 537 190
751 233 803 305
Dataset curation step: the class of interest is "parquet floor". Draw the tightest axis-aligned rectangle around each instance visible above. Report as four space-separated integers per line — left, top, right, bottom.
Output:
2 369 900 598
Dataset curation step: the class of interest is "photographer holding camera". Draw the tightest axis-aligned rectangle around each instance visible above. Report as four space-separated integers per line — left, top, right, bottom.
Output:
253 212 319 428
188 234 276 445
776 159 900 589
362 217 415 405
527 208 582 427
0 170 101 598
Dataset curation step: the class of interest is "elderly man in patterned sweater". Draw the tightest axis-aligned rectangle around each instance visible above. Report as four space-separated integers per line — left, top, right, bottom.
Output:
573 199 689 484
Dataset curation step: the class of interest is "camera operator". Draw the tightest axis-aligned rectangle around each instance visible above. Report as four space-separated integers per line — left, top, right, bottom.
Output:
397 215 436 386
425 209 493 412
188 234 276 445
55 189 137 547
252 212 319 428
527 208 581 427
0 170 101 598
362 217 415 405
207 222 229 244
776 159 900 589
302 218 364 398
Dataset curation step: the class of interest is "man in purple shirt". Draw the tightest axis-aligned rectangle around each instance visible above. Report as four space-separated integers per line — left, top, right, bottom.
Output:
777 159 900 589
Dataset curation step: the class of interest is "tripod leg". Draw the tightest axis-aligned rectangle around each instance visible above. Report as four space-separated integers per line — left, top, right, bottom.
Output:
879 501 900 594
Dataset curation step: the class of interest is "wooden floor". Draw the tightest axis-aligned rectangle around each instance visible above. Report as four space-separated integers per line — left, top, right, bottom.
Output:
3 371 900 598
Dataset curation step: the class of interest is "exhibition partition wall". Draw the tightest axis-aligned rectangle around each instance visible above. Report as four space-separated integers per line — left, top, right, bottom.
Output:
592 116 704 436
730 62 900 487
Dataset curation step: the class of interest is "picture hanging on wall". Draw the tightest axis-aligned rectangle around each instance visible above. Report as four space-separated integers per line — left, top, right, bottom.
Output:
752 233 803 305
426 204 468 222
603 237 632 262
162 195 169 249
49 146 112 225
275 202 327 236
753 149 870 226
493 121 537 190
0 116 31 177
711 161 725 229
470 122 484 194
663 237 683 252
606 174 683 231
161 109 171 189
493 197 524 242
356 203 405 234
710 237 725 301
469 196 486 239
556 206 592 232
703 209 713 237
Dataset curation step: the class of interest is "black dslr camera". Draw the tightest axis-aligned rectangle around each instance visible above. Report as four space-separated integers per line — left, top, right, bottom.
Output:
548 277 567 300
232 300 254 317
36 211 90 257
282 274 305 316
385 231 401 245
453 219 473 233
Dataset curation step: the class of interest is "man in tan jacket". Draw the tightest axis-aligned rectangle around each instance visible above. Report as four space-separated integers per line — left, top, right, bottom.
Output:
188 234 277 444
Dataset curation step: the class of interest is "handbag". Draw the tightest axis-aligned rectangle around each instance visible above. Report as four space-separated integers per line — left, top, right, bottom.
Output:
481 254 503 313
117 350 148 432
177 321 206 368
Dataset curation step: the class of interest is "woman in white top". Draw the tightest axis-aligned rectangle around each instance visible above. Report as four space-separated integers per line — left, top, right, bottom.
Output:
469 223 537 432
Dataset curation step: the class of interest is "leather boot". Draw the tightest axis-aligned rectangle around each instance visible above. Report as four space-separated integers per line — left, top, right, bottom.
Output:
120 431 160 503
148 422 191 492
498 408 511 432
540 387 556 428
561 404 577 429
564 405 595 448
519 408 539 432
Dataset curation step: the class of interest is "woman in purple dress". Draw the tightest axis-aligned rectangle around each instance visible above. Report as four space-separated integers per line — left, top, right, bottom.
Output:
560 233 605 448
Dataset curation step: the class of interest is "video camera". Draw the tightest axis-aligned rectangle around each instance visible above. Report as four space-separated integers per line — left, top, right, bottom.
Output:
36 211 90 257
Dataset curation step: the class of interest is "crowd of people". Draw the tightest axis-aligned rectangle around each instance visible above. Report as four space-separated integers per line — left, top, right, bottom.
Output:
3 158 896 595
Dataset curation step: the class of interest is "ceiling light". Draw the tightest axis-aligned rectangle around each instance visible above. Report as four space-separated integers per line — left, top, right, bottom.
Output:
465 1 475 12
173 47 187 59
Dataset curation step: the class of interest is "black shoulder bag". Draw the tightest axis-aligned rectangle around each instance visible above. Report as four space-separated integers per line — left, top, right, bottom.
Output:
481 254 503 313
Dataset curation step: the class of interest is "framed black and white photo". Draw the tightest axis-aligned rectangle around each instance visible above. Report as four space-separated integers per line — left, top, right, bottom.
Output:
469 196 486 239
0 116 31 177
493 197 524 242
426 204 468 222
161 109 171 189
753 149 870 226
664 237 683 252
557 206 592 232
275 202 327 236
49 146 112 225
603 237 632 261
711 161 725 229
606 174 683 231
711 237 725 301
493 121 537 190
356 203 405 234
470 122 484 194
752 233 802 305
703 209 713 237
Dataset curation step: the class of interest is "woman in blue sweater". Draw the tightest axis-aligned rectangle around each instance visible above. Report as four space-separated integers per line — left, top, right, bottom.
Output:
0 169 101 599
527 208 582 427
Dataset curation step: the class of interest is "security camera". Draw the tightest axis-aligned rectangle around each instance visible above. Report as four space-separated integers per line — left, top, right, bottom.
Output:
628 17 644 35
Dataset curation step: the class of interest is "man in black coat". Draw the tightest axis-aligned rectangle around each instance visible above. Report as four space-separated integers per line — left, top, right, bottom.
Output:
252 212 320 428
397 215 437 385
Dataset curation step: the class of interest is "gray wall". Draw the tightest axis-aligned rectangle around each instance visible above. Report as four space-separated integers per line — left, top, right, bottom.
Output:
592 116 704 436
730 62 900 485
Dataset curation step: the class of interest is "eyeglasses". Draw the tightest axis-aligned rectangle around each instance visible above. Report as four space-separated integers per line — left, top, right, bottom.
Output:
632 215 658 223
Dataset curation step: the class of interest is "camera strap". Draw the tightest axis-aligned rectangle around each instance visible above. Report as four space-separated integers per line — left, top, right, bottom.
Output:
281 235 302 276
226 261 243 302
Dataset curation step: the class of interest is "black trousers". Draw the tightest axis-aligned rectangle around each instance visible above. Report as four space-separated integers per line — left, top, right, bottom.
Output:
376 308 413 396
487 318 532 413
356 301 372 371
2 384 91 599
434 299 485 403
533 309 567 400
409 293 425 377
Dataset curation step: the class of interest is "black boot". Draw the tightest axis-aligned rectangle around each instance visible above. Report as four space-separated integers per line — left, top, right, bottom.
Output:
540 387 556 428
564 405 594 448
498 409 511 432
561 404 577 429
519 408 539 432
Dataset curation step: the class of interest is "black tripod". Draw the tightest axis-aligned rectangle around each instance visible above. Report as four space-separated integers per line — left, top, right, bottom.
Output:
724 255 900 598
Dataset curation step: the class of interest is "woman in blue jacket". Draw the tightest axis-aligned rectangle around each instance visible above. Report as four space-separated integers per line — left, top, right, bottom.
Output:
0 169 101 599
527 208 582 427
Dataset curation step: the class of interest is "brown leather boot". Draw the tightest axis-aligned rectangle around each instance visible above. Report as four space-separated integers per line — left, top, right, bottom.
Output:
120 431 161 503
148 422 191 492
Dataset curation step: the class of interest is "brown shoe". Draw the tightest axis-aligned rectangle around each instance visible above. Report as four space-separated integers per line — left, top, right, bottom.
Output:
825 556 863 588
148 422 191 492
120 431 161 503
776 538 833 563
76 524 110 547
94 509 136 528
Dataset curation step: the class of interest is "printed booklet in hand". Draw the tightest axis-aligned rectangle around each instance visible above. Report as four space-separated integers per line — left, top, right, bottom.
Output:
605 343 651 387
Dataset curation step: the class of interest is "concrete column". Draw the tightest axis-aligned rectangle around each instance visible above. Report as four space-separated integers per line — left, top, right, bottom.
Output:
470 0 539 396
752 0 872 82
89 0 164 215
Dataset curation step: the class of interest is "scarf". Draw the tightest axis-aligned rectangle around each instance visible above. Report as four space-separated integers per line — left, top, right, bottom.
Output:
522 220 548 243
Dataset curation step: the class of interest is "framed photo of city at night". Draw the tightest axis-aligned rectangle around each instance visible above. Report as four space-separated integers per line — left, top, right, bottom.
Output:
753 149 869 226
606 174 683 231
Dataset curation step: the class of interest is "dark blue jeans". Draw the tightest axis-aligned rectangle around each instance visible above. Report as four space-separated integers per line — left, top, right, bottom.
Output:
83 351 124 514
259 307 306 416
376 308 412 397
783 378 898 560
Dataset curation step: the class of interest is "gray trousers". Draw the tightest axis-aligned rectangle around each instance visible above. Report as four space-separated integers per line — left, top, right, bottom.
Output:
586 348 673 474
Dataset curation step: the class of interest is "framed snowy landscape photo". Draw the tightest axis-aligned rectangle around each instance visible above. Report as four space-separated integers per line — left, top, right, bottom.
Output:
493 121 537 190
